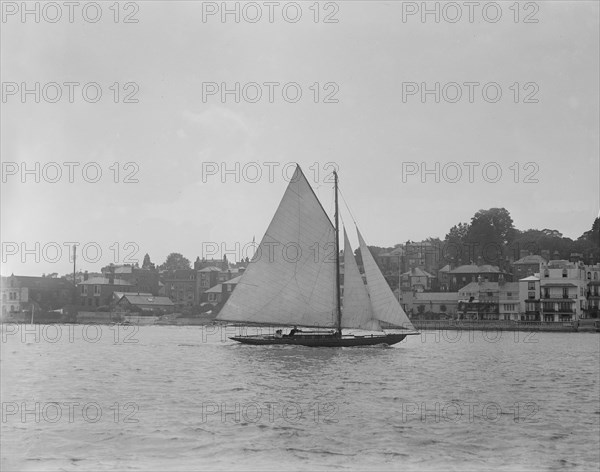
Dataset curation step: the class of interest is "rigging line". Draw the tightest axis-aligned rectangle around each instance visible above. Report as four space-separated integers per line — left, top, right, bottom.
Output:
337 185 359 227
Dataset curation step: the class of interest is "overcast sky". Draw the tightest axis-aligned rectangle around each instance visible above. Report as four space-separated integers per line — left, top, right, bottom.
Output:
1 1 598 277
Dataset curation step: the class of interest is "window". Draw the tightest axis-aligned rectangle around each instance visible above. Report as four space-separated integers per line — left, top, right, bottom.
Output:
507 292 513 297
208 293 216 302
528 291 535 299
544 269 549 278
226 284 232 292
595 272 599 280
562 288 569 298
9 292 15 300
562 269 567 278
543 288 550 298
528 282 535 290
588 272 592 280
94 285 100 295
81 285 87 295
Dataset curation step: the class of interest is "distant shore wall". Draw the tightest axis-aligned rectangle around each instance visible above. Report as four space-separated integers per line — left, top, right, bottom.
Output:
412 320 578 332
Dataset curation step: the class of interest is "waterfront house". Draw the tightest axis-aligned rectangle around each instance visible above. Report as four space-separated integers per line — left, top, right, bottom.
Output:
0 275 29 317
519 275 542 321
162 269 197 307
78 274 134 308
400 267 435 292
400 291 460 319
457 278 520 320
202 275 242 306
538 260 588 322
448 264 511 291
513 253 547 281
2 274 74 312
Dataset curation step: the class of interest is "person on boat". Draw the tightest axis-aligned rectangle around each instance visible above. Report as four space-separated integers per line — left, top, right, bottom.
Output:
274 329 283 338
289 326 301 337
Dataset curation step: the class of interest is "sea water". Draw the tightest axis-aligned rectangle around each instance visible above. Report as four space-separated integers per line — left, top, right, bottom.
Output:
1 324 599 471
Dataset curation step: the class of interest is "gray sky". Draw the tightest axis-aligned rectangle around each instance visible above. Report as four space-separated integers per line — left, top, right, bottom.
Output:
1 1 599 276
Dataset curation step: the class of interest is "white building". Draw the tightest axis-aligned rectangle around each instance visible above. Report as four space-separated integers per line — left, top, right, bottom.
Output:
537 260 588 322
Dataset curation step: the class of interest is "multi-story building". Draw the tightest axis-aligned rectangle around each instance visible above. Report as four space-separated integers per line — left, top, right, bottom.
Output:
585 264 600 319
400 267 435 292
519 275 542 321
513 253 547 280
162 269 197 307
78 273 134 308
3 274 74 312
202 275 241 306
1 276 29 316
448 264 511 292
404 240 441 275
103 265 159 295
538 260 587 322
196 266 221 304
457 278 520 320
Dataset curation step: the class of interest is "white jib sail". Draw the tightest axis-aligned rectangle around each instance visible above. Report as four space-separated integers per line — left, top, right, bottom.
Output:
217 166 337 328
341 229 381 331
357 228 416 330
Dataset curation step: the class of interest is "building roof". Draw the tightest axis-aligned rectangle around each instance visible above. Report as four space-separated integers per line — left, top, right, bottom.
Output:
10 275 73 288
113 291 152 300
514 254 547 265
205 284 223 293
547 260 574 269
120 295 174 306
413 292 460 301
401 267 434 278
438 264 451 273
199 266 222 273
449 264 502 274
224 275 242 285
459 281 519 293
380 247 405 257
519 275 540 281
79 277 132 286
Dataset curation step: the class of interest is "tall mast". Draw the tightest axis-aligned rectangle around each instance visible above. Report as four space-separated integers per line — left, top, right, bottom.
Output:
334 171 342 336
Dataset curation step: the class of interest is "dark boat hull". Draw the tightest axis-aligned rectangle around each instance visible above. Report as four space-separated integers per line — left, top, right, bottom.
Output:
230 332 416 347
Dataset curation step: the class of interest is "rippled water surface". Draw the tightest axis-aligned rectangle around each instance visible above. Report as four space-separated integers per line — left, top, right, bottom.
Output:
1 325 599 471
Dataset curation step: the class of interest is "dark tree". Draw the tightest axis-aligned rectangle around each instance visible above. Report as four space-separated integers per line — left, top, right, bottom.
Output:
142 253 155 269
160 253 191 271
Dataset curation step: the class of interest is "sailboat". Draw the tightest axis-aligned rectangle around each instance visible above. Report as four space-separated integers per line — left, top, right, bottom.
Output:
216 165 419 347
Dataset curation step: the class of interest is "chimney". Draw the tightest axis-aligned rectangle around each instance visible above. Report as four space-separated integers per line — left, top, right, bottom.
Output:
84 271 88 281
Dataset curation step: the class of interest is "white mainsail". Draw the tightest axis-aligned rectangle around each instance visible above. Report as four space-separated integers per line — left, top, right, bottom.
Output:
341 229 381 331
357 228 415 330
217 166 337 328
